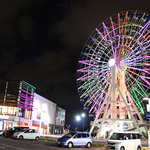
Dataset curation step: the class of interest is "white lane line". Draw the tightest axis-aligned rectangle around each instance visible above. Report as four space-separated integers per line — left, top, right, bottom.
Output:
0 143 26 150
0 147 5 149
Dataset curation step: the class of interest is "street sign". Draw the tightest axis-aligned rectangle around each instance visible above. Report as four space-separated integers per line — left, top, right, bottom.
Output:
146 112 150 119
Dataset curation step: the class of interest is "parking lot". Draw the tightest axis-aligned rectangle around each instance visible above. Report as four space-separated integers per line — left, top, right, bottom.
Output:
0 136 106 150
1 135 150 150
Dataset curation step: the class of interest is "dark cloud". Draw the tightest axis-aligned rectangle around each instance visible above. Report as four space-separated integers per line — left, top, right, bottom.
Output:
36 51 70 74
57 0 150 50
0 1 29 32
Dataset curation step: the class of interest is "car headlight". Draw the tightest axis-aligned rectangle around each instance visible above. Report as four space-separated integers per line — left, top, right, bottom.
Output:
116 142 121 144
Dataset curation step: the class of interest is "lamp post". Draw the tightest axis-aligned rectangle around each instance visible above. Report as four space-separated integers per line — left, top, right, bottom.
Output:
75 115 81 131
81 113 85 131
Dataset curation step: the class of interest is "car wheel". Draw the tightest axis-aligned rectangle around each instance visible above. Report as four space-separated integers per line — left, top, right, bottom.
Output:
35 136 39 141
86 142 91 148
137 146 141 150
120 146 125 150
19 135 23 140
67 142 73 148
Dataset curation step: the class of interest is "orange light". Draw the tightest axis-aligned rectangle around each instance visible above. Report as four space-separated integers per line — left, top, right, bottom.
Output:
127 68 138 76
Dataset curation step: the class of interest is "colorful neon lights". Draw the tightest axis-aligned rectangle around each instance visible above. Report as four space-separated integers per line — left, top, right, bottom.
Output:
77 10 150 123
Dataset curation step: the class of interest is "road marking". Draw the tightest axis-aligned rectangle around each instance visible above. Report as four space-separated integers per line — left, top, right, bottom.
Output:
0 147 5 149
0 143 26 150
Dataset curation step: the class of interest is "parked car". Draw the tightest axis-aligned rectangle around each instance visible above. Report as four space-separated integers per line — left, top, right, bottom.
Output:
0 130 5 136
56 131 92 148
105 131 142 150
13 129 40 140
2 129 8 136
4 127 29 137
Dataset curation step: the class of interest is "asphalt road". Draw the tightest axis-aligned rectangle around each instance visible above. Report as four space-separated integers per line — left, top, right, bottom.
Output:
0 136 105 150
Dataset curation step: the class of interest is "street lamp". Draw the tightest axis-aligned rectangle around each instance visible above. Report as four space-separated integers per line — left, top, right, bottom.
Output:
76 115 81 121
75 115 81 131
81 113 86 131
81 113 85 118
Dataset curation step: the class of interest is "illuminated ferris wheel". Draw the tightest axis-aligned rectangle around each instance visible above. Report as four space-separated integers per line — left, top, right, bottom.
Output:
77 10 150 137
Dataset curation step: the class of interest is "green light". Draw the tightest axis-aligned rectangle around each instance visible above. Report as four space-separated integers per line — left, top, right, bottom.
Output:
23 81 36 89
78 79 94 90
131 88 145 114
136 82 148 97
129 92 139 106
133 87 144 97
132 88 144 114
80 84 99 99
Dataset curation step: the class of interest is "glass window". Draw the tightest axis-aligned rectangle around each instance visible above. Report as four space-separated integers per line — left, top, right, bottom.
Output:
110 133 141 140
82 133 89 138
25 110 30 119
35 130 38 133
132 134 141 139
82 134 87 138
64 132 76 138
76 134 82 138
124 134 131 139
110 133 125 140
37 112 41 119
31 130 35 133
74 133 82 138
0 108 2 115
24 130 29 133
29 129 33 133
2 106 7 115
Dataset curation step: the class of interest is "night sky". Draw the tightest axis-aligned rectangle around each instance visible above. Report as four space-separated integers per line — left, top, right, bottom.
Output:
0 0 149 127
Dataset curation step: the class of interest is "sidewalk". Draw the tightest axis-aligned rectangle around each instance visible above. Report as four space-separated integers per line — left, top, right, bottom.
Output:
142 140 149 149
143 147 150 150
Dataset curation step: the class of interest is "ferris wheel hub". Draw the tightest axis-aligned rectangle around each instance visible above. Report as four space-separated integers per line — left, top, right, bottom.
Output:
108 58 115 67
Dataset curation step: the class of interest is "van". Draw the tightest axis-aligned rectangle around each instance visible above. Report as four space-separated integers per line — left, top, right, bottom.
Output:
56 131 93 148
105 131 142 150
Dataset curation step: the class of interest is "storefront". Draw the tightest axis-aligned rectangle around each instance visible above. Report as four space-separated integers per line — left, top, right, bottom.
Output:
31 93 58 136
0 80 66 136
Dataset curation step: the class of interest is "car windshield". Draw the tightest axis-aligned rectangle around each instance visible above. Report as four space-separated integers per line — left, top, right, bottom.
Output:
63 133 76 138
110 133 127 140
20 129 26 132
8 128 13 131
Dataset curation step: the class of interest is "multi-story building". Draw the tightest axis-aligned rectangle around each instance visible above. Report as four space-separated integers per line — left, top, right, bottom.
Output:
55 106 65 134
0 80 66 136
0 80 35 129
32 93 56 135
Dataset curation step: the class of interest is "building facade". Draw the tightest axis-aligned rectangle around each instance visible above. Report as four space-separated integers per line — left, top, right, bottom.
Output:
0 80 35 129
55 106 66 134
32 93 56 135
0 80 66 135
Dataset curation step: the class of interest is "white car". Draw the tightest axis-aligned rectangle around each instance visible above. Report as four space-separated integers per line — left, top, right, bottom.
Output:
0 130 5 136
105 131 142 150
13 129 40 140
